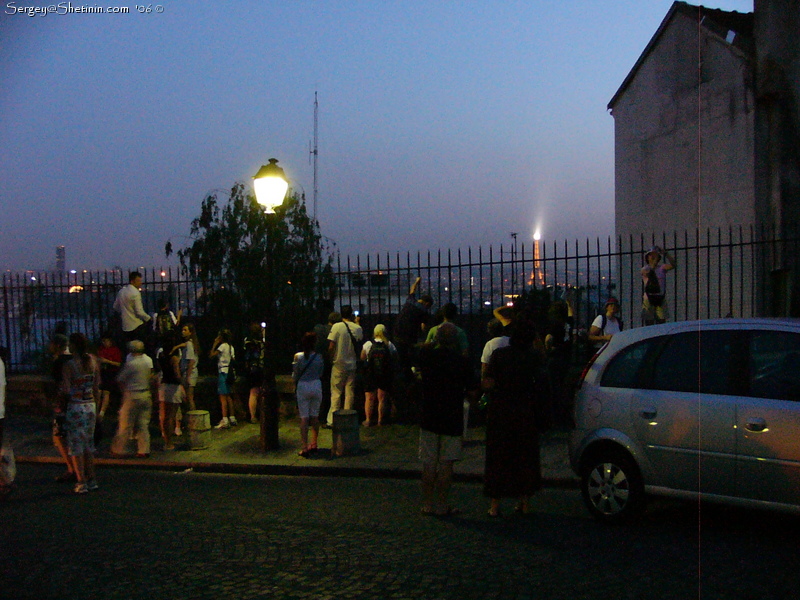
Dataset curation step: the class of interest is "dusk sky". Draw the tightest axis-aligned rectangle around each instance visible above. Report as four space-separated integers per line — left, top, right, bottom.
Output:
1 0 754 272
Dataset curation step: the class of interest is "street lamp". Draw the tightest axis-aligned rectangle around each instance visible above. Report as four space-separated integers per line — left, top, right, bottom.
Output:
253 158 289 213
252 158 289 451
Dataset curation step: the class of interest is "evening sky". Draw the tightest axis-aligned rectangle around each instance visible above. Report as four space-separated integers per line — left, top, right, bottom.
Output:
0 0 753 271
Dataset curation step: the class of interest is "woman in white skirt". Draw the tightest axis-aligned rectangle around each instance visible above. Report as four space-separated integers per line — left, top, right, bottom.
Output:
292 332 324 457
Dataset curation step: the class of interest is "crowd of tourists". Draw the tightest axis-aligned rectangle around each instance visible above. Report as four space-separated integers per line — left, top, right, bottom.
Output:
1 246 676 510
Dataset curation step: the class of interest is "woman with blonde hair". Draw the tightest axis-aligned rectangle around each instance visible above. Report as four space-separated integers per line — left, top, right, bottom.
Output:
361 324 397 426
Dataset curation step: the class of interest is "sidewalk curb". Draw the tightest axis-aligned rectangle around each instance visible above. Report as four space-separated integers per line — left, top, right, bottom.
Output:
16 455 580 488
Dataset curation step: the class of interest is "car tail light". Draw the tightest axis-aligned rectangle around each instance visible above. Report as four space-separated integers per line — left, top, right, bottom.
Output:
577 348 603 388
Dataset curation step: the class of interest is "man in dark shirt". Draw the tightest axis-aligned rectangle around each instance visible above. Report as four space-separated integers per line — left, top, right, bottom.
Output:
395 276 432 349
417 323 476 516
394 277 433 424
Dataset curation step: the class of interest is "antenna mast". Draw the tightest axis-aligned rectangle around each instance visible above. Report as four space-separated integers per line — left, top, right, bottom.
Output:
309 91 319 221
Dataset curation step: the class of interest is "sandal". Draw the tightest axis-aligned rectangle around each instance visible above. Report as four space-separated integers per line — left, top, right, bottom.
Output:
298 448 310 458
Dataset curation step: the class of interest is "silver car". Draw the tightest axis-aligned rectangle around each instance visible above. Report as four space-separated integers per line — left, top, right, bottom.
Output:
570 318 800 522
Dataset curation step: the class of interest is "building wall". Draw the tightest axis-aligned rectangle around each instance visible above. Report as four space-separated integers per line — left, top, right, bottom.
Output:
753 0 800 316
613 11 756 239
612 9 757 323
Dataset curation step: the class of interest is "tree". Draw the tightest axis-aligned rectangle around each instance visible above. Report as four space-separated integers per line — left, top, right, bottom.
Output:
167 182 335 368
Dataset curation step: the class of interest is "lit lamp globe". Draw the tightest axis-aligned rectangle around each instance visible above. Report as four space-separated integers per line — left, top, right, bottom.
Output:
253 158 289 213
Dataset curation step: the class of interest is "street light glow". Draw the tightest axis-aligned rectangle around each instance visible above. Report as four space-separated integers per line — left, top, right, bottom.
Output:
253 158 289 213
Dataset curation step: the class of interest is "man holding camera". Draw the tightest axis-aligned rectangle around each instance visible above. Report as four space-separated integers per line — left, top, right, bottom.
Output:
326 305 363 425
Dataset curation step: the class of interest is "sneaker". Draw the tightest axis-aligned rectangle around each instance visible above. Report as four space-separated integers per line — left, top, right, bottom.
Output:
74 482 88 494
215 418 230 429
87 479 99 491
174 426 183 436
229 416 238 426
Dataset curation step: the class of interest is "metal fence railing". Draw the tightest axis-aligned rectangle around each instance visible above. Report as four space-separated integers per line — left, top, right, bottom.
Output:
3 225 798 372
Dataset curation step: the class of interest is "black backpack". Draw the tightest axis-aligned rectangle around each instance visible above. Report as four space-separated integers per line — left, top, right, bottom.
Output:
600 314 624 333
368 341 392 379
644 269 664 307
155 309 174 340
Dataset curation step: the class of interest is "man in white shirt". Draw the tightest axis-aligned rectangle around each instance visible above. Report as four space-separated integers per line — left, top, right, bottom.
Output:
113 272 151 343
326 305 362 425
588 297 623 349
111 340 154 457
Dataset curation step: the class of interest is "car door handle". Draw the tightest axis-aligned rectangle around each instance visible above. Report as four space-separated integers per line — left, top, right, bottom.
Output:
639 409 657 420
746 418 767 432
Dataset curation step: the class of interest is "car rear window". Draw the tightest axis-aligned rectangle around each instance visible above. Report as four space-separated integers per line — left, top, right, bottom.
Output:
600 337 661 388
749 331 800 401
600 329 741 394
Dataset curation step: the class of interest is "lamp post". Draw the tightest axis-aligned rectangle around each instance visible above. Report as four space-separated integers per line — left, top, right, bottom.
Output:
253 158 289 451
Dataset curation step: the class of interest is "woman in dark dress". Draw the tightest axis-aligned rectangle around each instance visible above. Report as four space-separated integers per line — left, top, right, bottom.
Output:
482 317 545 517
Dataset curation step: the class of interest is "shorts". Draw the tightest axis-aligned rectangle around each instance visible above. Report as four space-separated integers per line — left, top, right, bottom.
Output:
642 297 667 323
217 372 231 395
245 371 264 390
159 383 185 405
364 373 393 393
295 379 323 420
418 428 462 464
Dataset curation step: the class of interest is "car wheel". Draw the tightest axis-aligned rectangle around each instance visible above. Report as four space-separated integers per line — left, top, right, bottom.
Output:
581 450 644 523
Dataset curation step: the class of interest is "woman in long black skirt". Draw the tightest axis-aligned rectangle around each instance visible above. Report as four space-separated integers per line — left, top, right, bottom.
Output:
482 317 545 517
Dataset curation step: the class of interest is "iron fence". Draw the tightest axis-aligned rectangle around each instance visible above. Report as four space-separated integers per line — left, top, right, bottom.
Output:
3 225 798 372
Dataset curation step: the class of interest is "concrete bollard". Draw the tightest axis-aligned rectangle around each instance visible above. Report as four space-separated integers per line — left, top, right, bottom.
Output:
331 409 360 457
186 410 211 450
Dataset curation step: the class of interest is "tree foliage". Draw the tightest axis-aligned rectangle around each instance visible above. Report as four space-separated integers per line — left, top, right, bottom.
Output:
167 183 335 364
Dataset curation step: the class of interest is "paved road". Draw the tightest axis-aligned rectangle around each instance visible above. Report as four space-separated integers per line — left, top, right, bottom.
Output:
3 465 800 599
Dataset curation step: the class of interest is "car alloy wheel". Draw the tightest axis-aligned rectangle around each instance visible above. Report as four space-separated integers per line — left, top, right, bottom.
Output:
581 450 644 523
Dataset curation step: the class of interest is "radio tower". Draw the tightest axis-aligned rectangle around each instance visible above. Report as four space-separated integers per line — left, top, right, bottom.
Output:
309 91 319 221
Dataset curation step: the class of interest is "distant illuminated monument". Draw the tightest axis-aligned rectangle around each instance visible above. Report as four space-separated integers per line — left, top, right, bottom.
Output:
56 245 66 273
531 231 545 288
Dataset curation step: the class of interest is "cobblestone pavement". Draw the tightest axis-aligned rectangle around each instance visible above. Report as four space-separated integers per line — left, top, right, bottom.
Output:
3 465 800 600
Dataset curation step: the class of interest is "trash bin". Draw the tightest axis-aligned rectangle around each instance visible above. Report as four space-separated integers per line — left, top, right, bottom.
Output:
186 410 211 450
331 409 360 457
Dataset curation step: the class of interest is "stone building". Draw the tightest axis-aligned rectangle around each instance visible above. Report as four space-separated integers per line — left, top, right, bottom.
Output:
609 0 799 321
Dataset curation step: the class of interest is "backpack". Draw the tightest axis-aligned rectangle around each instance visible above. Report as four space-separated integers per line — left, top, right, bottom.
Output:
644 269 664 307
600 314 624 333
243 339 264 375
155 309 174 340
367 341 392 379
